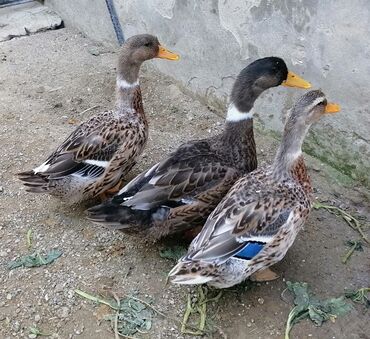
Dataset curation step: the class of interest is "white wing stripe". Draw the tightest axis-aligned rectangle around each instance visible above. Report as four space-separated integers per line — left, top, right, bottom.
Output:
83 159 109 168
33 162 50 173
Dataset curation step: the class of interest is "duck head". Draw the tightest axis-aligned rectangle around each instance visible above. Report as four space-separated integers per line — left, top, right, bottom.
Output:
274 89 340 172
117 34 179 84
227 57 311 121
286 89 340 128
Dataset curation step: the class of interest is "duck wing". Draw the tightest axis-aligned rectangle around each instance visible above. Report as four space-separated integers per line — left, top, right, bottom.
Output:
118 140 239 210
184 172 299 264
26 113 125 180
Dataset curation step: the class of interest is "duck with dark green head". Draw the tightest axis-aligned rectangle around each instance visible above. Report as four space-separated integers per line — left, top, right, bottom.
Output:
87 57 311 240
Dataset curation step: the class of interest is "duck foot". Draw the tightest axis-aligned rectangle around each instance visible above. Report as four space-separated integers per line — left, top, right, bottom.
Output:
250 268 279 282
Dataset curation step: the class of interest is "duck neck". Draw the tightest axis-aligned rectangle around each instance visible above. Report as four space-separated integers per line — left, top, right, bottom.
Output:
115 56 143 113
224 103 254 134
273 122 310 182
218 103 256 172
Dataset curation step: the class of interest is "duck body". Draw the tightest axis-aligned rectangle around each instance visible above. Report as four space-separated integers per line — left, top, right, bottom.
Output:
18 34 179 204
88 117 256 237
169 90 340 288
87 57 311 238
169 157 312 288
19 90 147 204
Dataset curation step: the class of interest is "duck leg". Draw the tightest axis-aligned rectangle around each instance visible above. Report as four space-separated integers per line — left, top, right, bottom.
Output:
250 268 279 282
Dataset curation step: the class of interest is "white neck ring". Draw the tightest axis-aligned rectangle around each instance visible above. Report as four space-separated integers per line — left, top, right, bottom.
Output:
226 104 253 122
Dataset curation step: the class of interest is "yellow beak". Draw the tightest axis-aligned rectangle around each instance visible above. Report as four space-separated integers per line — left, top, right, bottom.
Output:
157 45 180 61
325 102 341 114
282 71 311 89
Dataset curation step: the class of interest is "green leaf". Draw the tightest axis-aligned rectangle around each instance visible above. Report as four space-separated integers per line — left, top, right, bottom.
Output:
7 250 62 270
26 229 33 250
75 289 154 336
287 281 311 308
159 245 187 261
345 287 370 308
284 282 351 339
29 326 51 337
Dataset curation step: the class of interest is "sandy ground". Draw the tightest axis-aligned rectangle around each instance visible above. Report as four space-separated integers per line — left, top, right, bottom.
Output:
0 28 369 339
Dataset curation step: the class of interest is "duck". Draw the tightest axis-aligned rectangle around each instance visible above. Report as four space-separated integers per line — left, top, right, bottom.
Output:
168 90 340 288
86 57 311 239
17 34 179 204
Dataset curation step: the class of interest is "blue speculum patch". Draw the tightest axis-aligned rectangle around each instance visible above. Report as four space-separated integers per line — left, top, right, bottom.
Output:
234 242 265 260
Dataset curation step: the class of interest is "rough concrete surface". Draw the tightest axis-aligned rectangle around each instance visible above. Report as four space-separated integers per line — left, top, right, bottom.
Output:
0 28 369 339
0 1 62 42
45 0 370 187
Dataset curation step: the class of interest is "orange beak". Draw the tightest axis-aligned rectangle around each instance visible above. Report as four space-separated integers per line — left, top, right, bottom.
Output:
324 102 341 114
282 71 311 89
157 45 180 61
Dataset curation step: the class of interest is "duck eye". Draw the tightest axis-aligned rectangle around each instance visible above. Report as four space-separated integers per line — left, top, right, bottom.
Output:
318 99 327 106
144 42 152 47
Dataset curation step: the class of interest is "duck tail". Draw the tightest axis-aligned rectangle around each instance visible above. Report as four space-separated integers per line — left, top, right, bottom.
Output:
85 201 152 230
17 171 49 193
168 261 213 285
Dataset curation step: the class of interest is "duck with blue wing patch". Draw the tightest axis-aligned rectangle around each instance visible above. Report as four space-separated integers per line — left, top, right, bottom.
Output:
169 90 340 288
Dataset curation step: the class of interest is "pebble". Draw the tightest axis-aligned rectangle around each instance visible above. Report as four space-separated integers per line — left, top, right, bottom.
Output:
54 283 64 293
12 320 20 332
57 306 69 318
257 297 264 304
34 314 41 322
6 293 12 300
36 86 45 93
88 47 100 56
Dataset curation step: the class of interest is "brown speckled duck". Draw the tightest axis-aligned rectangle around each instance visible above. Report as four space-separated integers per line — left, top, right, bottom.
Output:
86 57 311 238
169 90 340 288
18 34 179 204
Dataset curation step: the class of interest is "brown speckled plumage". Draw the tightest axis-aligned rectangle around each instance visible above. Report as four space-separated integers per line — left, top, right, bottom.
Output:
169 90 339 288
18 34 178 204
87 57 310 238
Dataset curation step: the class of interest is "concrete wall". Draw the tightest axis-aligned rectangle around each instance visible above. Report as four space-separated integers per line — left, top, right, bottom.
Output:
46 0 370 186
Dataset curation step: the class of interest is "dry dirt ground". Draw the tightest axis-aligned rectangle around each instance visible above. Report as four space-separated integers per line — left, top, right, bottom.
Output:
0 28 369 339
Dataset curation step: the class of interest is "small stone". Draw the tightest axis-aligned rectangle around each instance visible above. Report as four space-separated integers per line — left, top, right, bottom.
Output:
54 102 63 108
257 297 264 304
57 306 69 318
12 320 21 332
34 314 41 322
0 186 3 192
88 47 100 56
247 322 252 327
6 293 12 300
36 86 45 93
0 251 7 257
54 283 64 293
